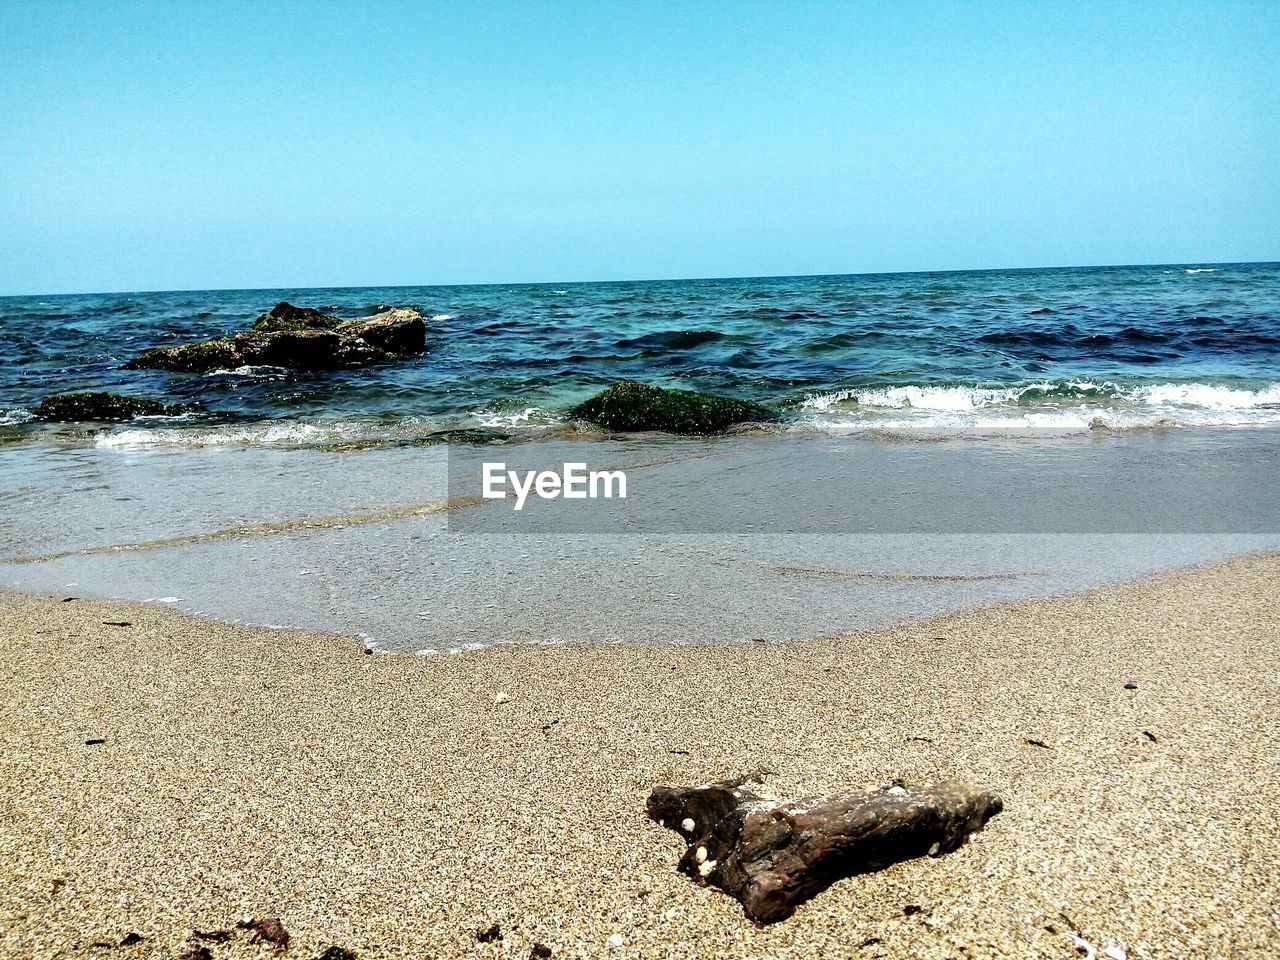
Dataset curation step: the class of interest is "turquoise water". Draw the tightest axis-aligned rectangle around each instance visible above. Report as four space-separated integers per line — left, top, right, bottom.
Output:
2 262 1278 446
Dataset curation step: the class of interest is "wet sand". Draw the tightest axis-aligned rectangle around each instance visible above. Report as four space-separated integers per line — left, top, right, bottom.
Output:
2 554 1279 959
6 432 1280 653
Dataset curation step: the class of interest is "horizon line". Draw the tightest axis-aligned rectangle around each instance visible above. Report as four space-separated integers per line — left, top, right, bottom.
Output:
3 258 1277 300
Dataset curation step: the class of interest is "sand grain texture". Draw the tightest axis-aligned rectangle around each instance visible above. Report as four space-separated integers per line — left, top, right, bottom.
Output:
2 555 1279 958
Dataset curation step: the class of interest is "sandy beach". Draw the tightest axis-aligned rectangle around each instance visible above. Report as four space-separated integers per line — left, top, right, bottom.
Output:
2 554 1278 959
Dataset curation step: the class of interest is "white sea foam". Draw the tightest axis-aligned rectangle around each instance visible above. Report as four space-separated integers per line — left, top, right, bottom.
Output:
92 410 553 449
796 381 1280 435
1185 268 1220 273
0 408 34 425
73 380 1280 448
430 314 454 321
1136 382 1280 409
474 406 556 429
804 384 1035 411
97 422 334 448
91 417 443 448
211 364 291 378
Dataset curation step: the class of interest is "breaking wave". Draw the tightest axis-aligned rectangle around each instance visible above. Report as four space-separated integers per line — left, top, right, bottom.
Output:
0 408 34 426
796 380 1280 433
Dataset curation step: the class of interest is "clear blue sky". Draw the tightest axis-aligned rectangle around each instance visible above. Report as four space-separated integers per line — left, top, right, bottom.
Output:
1 1 1276 295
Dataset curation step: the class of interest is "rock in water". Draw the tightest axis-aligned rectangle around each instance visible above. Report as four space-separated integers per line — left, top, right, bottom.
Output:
251 301 343 331
570 380 776 435
124 306 427 373
647 773 1003 923
338 308 430 355
33 391 180 421
123 337 243 373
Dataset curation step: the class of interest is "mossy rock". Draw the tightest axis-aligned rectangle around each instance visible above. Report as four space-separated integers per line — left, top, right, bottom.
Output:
123 337 242 373
569 380 776 435
124 306 426 373
252 301 343 332
34 391 181 421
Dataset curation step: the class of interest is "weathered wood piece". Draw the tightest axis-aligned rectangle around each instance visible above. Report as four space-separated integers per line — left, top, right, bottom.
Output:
647 773 1003 923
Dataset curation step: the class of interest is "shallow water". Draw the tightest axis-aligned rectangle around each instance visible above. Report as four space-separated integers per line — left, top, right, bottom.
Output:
4 432 1277 651
3 262 1279 444
3 264 1278 647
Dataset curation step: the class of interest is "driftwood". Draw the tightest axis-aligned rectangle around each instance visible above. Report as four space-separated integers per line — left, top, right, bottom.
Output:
647 773 1003 923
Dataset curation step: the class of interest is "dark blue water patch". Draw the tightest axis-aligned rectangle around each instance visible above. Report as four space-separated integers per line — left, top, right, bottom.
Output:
615 329 727 350
0 263 1278 435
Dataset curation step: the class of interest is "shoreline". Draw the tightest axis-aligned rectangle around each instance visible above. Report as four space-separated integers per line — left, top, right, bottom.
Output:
3 555 1279 958
7 429 1280 653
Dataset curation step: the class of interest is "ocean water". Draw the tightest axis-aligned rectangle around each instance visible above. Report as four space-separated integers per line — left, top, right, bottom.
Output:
2 262 1278 447
2 263 1279 649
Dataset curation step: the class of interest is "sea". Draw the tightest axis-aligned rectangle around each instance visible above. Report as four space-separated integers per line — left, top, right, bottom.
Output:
2 263 1279 652
2 262 1279 446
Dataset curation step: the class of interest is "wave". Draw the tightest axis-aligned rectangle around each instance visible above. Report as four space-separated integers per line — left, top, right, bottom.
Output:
209 364 292 379
0 408 35 427
92 409 562 449
803 380 1280 411
17 378 1273 449
96 421 346 448
1136 382 1280 408
472 406 558 429
796 380 1280 434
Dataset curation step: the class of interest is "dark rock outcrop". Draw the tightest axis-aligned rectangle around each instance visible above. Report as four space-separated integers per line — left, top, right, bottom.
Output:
570 380 776 435
124 306 426 373
338 309 429 356
251 301 343 331
647 773 1003 923
33 391 182 421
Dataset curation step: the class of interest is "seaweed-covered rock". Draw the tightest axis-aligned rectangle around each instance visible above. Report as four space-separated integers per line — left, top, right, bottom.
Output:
570 380 776 435
237 329 386 369
124 337 243 373
124 306 427 373
252 301 343 331
33 391 181 421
